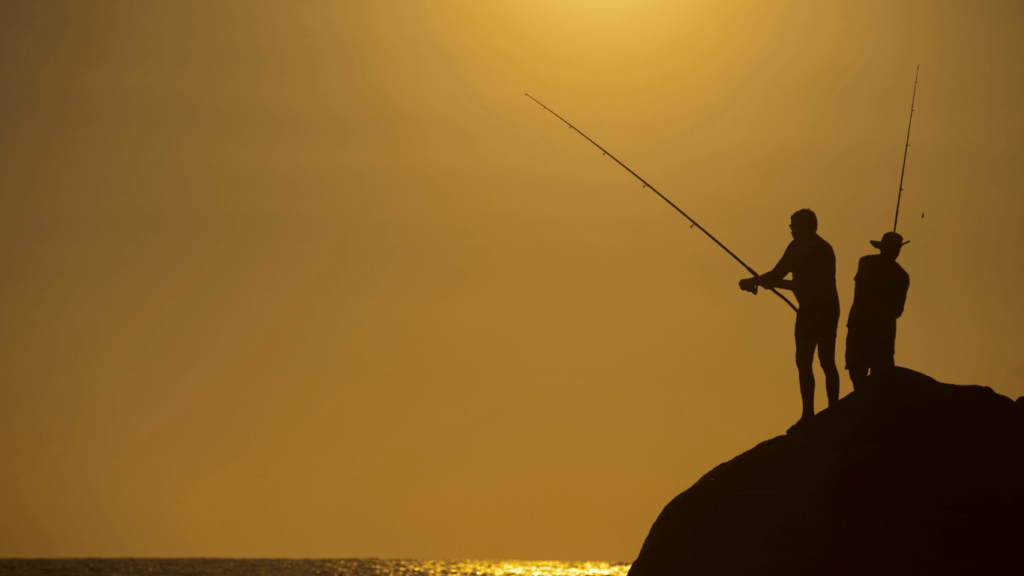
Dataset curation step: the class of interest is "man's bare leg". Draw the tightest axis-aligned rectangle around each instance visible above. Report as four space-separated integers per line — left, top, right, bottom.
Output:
848 366 868 392
817 335 840 407
791 335 817 432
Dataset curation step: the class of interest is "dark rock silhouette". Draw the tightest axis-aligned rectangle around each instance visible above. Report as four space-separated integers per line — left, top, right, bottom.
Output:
628 368 1024 576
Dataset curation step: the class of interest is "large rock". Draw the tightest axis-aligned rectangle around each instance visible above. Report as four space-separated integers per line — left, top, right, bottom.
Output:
628 368 1024 576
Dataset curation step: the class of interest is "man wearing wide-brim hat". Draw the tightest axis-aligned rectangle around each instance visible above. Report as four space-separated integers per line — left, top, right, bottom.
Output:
845 231 911 390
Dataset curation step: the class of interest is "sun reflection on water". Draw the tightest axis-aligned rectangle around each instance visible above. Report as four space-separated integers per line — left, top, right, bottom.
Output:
0 558 633 576
372 560 632 576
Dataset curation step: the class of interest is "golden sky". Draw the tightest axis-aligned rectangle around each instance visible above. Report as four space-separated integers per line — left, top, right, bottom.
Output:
2 0 1023 561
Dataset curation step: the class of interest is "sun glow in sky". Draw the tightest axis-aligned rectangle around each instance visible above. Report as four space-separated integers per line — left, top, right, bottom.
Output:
2 0 1023 562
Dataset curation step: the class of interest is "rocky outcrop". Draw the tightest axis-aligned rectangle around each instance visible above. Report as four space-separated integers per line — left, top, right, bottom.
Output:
628 368 1024 576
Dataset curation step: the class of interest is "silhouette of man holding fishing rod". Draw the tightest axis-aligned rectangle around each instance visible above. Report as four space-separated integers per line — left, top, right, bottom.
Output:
845 232 910 391
739 209 840 433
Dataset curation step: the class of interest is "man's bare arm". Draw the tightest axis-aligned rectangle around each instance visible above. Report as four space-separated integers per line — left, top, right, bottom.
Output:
752 245 795 291
740 268 795 293
758 277 795 291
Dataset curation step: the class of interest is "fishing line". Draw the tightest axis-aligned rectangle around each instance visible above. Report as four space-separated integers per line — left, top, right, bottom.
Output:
526 94 798 313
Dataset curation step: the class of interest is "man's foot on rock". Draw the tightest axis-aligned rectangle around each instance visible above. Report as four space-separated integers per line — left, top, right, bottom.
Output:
787 417 812 434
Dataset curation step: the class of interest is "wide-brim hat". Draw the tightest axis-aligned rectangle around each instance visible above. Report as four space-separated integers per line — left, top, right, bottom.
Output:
870 231 910 250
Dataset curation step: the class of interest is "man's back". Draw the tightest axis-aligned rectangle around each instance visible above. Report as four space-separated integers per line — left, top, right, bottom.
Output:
847 254 910 327
782 234 839 311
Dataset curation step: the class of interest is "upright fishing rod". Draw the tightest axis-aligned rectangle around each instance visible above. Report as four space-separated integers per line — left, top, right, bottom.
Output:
893 65 920 233
526 94 798 313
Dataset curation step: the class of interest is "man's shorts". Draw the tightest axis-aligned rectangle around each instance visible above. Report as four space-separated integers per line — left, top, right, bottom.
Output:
845 324 897 370
795 305 840 340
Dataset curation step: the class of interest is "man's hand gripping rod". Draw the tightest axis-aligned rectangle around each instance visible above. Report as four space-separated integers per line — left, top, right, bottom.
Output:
526 94 798 313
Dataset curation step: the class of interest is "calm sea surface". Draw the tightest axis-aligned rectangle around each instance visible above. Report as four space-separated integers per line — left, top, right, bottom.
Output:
0 559 632 576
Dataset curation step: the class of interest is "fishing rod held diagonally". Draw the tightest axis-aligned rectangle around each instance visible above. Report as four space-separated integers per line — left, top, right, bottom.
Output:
526 94 798 313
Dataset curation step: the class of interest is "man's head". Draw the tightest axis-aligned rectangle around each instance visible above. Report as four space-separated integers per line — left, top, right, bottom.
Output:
790 209 817 240
870 231 909 260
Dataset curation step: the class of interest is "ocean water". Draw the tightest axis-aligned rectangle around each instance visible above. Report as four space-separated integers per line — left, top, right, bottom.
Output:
0 559 632 576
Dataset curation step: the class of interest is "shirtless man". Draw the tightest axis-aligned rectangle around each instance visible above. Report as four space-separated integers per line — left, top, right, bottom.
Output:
740 209 841 432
